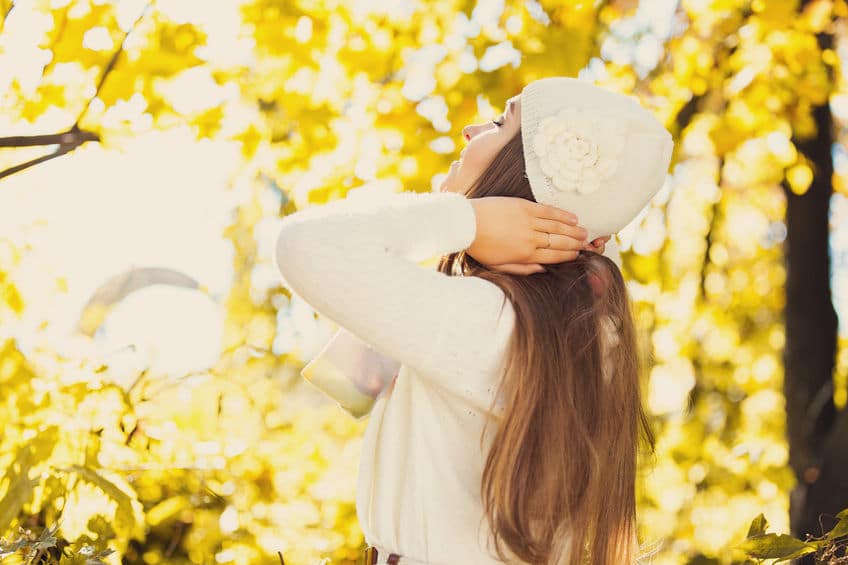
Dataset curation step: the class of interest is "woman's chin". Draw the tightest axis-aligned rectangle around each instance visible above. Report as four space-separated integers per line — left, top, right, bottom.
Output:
440 161 462 192
440 179 460 193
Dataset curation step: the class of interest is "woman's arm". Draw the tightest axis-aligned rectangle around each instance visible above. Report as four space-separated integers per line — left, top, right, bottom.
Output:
274 191 514 401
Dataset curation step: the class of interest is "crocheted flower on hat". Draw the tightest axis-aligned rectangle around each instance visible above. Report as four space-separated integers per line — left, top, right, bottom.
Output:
532 108 626 195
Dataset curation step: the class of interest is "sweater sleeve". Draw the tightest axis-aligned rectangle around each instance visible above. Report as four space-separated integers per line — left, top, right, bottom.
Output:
300 326 400 419
273 191 514 398
300 327 400 394
305 326 401 398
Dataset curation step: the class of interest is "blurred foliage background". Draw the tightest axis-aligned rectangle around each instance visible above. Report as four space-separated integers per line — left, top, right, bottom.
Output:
1 0 847 563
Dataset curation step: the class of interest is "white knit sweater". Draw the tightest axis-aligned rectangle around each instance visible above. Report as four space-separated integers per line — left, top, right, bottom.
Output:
273 190 622 565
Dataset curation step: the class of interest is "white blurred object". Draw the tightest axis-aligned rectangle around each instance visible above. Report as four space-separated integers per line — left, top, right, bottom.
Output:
97 285 224 381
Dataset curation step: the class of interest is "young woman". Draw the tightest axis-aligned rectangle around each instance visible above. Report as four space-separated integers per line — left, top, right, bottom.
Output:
275 77 674 565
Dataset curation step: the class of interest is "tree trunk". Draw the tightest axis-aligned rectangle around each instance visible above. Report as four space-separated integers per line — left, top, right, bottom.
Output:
784 30 846 560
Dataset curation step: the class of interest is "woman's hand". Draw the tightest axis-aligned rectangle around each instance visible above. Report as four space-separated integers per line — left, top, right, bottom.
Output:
466 197 591 275
486 235 609 274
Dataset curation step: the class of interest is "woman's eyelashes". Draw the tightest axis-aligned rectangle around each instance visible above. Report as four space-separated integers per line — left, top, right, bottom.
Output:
491 116 505 128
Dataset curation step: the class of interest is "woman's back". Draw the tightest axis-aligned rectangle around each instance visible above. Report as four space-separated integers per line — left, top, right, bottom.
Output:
354 276 518 564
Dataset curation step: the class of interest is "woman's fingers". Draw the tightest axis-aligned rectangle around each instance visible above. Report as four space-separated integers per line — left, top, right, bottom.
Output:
532 229 588 253
531 217 588 257
528 217 612 263
588 235 611 254
533 218 588 242
530 201 579 225
467 198 592 269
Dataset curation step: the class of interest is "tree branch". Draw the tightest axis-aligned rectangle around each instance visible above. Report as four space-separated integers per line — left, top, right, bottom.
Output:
698 162 723 302
0 2 152 181
0 129 99 148
74 1 154 128
0 126 100 181
675 93 702 134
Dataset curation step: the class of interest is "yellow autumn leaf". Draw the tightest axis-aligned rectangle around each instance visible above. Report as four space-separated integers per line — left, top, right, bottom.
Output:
786 163 814 195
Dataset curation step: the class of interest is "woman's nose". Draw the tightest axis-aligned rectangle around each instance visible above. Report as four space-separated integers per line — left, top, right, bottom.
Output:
462 123 484 141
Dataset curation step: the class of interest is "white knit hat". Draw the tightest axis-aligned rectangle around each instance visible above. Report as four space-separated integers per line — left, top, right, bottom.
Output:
520 77 674 242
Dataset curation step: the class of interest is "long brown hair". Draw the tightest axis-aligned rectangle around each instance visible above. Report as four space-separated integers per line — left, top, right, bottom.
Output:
437 130 655 564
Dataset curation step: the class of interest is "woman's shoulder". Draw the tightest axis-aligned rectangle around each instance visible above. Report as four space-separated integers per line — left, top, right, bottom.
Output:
452 274 514 324
436 274 516 374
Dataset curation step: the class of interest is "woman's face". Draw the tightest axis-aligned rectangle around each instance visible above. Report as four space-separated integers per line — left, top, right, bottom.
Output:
439 95 522 194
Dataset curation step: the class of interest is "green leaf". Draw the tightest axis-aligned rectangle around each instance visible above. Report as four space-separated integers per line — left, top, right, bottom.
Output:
0 535 27 557
737 534 819 561
145 495 190 527
64 465 144 541
33 523 59 551
0 435 57 534
0 472 38 535
825 517 848 541
746 513 768 538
